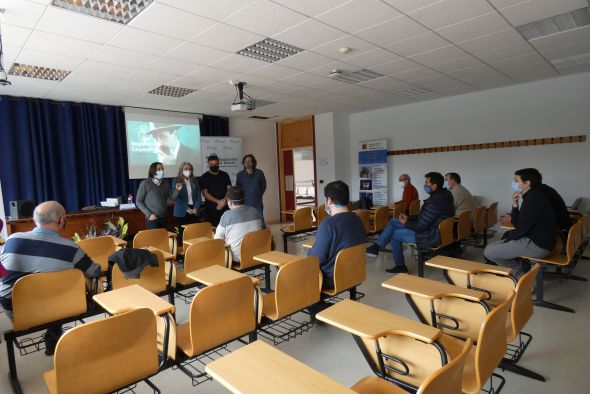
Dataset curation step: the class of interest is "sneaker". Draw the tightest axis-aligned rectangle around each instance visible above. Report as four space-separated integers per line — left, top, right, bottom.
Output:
386 265 409 274
366 243 380 257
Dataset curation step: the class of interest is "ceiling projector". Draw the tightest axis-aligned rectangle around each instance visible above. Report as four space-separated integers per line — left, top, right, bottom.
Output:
231 81 256 112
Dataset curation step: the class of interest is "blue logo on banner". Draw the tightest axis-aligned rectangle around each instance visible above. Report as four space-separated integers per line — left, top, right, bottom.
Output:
359 149 387 165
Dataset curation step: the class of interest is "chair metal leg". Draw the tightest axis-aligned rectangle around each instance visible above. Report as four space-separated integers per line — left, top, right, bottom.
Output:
264 265 271 291
499 359 545 382
581 256 590 260
5 332 22 394
417 250 425 277
349 286 357 300
144 378 161 394
534 265 575 313
283 234 288 253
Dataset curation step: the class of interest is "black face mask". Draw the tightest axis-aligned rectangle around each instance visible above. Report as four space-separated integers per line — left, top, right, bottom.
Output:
209 166 219 173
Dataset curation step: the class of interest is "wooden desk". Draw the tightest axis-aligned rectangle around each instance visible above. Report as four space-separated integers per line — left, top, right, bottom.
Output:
143 246 175 262
281 210 296 217
107 235 127 248
302 239 314 249
187 265 259 286
382 274 485 302
205 341 356 394
316 299 440 342
93 284 175 316
253 251 302 267
184 237 230 248
425 255 513 276
500 224 515 230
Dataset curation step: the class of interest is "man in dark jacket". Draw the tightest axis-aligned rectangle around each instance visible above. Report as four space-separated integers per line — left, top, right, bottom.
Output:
485 168 557 278
366 172 454 273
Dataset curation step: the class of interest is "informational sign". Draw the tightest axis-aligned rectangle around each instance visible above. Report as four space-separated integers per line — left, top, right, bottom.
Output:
200 137 243 184
358 139 388 206
0 181 6 242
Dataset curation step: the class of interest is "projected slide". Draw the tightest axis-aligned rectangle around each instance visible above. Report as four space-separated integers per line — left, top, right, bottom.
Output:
124 108 202 179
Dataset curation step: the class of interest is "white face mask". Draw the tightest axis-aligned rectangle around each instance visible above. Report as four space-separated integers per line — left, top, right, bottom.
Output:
400 182 406 189
155 170 164 179
182 170 191 178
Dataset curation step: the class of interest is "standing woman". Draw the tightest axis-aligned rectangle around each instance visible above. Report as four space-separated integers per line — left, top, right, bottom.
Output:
172 162 202 241
236 154 267 228
136 162 171 229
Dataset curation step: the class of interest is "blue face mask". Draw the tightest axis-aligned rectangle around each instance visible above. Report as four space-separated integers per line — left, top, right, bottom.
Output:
424 185 432 194
155 170 164 179
511 181 521 193
443 181 449 189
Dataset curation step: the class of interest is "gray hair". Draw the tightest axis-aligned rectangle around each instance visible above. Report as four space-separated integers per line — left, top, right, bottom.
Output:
33 201 65 226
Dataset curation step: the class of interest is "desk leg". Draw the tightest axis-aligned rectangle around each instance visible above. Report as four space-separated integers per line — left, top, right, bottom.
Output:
417 250 425 277
534 264 575 313
160 314 171 370
5 332 23 394
264 265 271 292
283 234 288 253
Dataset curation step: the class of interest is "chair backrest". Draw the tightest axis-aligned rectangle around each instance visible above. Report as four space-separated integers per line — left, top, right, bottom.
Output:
438 217 455 248
354 210 371 234
472 206 487 233
332 243 367 293
184 239 226 273
570 197 583 210
77 236 116 272
183 222 213 241
409 200 420 216
111 249 167 294
293 207 313 231
485 202 498 229
236 229 272 270
12 269 88 331
372 207 390 233
316 204 330 226
271 256 321 320
188 276 256 356
507 264 540 341
418 341 472 394
51 308 158 394
473 292 514 391
133 228 169 252
391 202 405 218
455 211 472 241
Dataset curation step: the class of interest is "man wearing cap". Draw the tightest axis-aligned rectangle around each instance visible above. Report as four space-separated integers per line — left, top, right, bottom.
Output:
145 123 198 165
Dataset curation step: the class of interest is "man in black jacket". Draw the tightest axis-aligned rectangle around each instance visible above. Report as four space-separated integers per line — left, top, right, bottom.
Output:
485 168 557 278
367 172 455 273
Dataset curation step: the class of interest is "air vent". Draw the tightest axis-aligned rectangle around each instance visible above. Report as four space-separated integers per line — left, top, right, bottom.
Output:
516 7 590 41
392 87 434 97
51 0 154 24
148 85 196 98
250 115 277 119
333 69 385 84
250 99 276 108
8 63 70 81
237 38 303 63
550 52 590 70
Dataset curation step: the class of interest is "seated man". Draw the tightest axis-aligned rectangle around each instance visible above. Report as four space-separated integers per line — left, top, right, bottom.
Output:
397 173 419 212
367 172 455 274
215 186 263 262
308 181 366 289
485 168 556 278
445 172 476 216
0 201 101 355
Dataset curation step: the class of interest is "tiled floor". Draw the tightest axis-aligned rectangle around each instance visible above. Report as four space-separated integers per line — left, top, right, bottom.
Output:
2 224 589 393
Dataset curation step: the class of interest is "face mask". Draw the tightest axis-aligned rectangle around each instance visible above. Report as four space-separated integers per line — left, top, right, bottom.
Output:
424 185 432 194
182 170 191 178
245 162 253 170
155 170 164 179
511 181 521 193
210 166 219 173
443 181 449 189
325 205 331 216
399 182 405 189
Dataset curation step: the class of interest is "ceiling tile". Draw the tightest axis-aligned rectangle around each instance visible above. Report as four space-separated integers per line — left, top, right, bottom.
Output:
540 39 590 61
505 62 558 82
358 76 412 90
166 76 211 90
311 35 375 59
381 0 444 14
245 63 301 80
35 6 122 43
200 82 237 95
409 45 467 66
128 2 216 40
1 24 32 47
476 42 535 62
209 54 267 73
458 29 525 54
429 55 482 73
272 19 346 50
270 0 352 17
277 72 330 86
529 26 590 52
436 11 512 43
471 75 514 89
391 66 442 82
188 66 239 83
306 60 362 76
355 15 428 47
125 69 178 85
489 52 547 71
15 48 84 70
223 1 309 37
163 42 230 65
68 60 135 80
158 0 256 21
409 0 495 30
344 48 401 68
90 46 154 68
0 0 47 29
315 0 400 34
108 27 183 56
24 31 101 59
0 75 58 97
1 44 20 65
143 57 200 76
497 0 588 27
276 51 335 71
370 58 422 75
191 23 264 52
386 32 450 57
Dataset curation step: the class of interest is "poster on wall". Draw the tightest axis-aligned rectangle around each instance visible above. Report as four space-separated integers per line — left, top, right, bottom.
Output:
200 137 243 184
358 139 388 206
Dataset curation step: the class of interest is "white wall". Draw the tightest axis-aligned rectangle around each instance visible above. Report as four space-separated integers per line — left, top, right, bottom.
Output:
345 72 590 214
229 118 280 223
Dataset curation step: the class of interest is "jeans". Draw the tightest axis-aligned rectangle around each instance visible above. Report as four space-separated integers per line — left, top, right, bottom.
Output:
146 217 167 230
253 205 266 229
376 219 416 267
484 238 550 278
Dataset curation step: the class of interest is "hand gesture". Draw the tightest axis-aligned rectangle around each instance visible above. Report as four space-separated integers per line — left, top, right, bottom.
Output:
148 213 157 221
176 182 183 191
399 213 408 225
499 213 512 226
512 192 520 206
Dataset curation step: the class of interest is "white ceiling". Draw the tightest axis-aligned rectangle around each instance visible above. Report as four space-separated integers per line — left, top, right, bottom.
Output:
0 0 589 120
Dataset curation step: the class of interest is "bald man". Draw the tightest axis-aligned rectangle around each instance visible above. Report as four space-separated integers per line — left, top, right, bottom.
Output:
397 174 419 212
0 201 100 355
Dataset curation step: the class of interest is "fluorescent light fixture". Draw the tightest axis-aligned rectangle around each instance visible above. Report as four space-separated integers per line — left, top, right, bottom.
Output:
249 99 276 108
8 63 70 81
392 87 434 97
333 69 386 84
237 38 303 63
148 85 196 98
550 52 590 70
516 7 590 41
51 0 154 24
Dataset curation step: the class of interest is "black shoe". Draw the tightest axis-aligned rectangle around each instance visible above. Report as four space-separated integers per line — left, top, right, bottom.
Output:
44 342 56 356
366 243 380 257
386 265 409 274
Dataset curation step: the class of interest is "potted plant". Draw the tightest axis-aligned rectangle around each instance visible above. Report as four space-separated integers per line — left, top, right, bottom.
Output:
73 216 128 242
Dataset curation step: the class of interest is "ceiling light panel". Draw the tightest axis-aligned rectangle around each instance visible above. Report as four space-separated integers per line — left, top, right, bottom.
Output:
250 99 276 108
333 69 386 84
237 38 303 63
392 87 434 97
8 63 71 81
550 51 590 70
51 0 154 24
516 7 590 41
148 85 196 97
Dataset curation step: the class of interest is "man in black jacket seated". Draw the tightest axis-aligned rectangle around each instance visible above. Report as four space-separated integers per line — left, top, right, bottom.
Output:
485 168 557 278
366 172 455 274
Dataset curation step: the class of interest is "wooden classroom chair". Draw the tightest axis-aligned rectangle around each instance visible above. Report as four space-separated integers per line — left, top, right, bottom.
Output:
175 239 226 287
354 210 371 234
314 204 330 227
133 228 177 258
110 249 169 297
322 243 367 301
408 199 420 216
232 229 272 289
368 206 390 235
454 210 473 242
280 207 315 253
77 236 117 273
407 216 455 277
179 222 213 254
391 201 406 218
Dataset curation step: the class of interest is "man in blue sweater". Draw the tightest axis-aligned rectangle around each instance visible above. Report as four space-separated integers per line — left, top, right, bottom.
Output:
308 181 366 289
367 172 455 274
